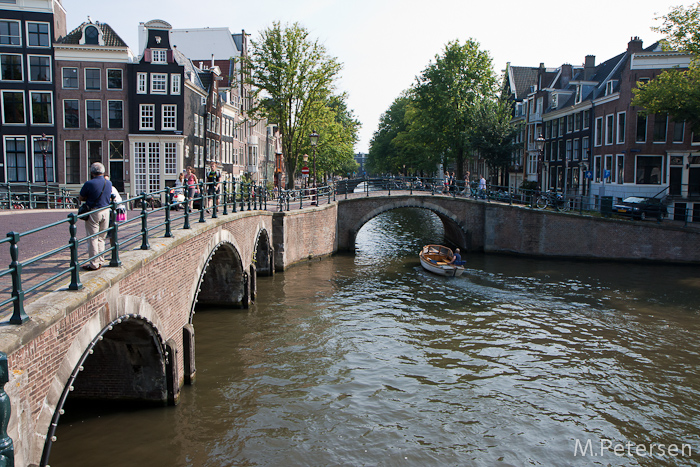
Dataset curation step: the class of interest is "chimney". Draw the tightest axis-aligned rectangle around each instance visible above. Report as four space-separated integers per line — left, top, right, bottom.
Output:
211 54 215 68
560 64 573 88
584 55 595 81
627 36 643 54
537 62 545 91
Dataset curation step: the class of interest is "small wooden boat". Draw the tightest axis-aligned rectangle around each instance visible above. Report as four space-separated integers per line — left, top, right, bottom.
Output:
419 245 465 277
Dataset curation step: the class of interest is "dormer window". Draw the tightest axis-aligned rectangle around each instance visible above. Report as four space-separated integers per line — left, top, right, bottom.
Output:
550 94 558 109
575 85 582 104
152 49 167 63
84 26 99 45
605 80 616 96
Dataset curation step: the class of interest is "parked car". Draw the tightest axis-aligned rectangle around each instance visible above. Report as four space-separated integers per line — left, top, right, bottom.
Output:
612 196 667 220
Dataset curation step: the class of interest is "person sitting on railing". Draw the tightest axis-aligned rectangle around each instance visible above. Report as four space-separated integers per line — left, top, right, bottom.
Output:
78 162 112 271
170 172 185 207
185 167 198 210
206 162 222 210
104 175 126 221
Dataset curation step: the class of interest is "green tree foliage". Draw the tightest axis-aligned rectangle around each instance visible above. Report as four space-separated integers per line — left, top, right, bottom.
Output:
470 98 518 184
411 39 498 178
246 22 342 188
315 93 361 181
633 2 700 131
367 94 410 175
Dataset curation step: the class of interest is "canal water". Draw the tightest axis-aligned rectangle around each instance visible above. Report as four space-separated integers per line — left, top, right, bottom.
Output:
51 208 700 466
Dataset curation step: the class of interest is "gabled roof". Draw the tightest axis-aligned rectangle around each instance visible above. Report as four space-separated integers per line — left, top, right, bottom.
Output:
507 65 538 100
57 21 128 47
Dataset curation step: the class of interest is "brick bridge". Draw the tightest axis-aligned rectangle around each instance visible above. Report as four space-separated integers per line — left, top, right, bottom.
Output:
1 193 699 466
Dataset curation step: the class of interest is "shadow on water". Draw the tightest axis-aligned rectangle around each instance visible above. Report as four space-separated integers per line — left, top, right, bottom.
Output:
49 208 700 466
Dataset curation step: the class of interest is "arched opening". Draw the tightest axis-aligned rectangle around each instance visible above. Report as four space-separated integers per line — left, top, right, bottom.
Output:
84 25 99 45
196 242 247 308
255 229 273 276
42 316 169 466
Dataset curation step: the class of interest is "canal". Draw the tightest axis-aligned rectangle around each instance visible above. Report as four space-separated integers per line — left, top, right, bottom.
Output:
50 208 700 466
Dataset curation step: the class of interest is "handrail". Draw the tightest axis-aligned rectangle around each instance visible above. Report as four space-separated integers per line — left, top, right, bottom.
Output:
2 176 698 323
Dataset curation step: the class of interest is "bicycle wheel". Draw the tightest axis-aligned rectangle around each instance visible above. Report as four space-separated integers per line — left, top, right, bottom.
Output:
559 200 570 212
536 196 547 209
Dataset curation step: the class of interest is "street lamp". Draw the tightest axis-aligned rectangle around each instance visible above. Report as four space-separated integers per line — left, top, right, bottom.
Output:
303 153 309 188
310 130 319 205
37 133 51 186
535 134 545 192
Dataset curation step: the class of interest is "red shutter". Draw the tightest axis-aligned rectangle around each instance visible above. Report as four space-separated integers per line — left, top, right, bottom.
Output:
144 48 151 63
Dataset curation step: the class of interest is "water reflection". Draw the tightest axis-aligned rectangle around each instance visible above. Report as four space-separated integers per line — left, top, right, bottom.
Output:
50 208 700 466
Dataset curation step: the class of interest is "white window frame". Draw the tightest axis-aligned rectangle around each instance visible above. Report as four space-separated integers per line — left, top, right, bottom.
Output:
137 72 147 94
106 68 123 90
29 91 53 125
0 53 23 81
27 54 51 82
605 114 614 145
107 100 123 129
139 104 155 130
162 104 176 130
594 117 603 147
152 49 167 64
616 111 626 144
0 20 21 47
62 66 78 89
194 112 199 137
26 21 50 48
84 67 101 91
164 142 177 174
151 73 167 94
63 98 80 129
85 99 102 129
1 90 25 125
171 74 181 95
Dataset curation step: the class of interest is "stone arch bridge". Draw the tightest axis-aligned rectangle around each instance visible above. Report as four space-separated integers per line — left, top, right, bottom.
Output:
1 193 697 466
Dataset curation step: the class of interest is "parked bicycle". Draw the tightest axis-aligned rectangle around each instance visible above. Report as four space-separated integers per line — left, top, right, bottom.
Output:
536 191 570 211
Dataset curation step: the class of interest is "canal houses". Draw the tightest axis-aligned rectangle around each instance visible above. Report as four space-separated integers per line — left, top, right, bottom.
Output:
508 37 698 219
54 19 134 194
0 0 66 184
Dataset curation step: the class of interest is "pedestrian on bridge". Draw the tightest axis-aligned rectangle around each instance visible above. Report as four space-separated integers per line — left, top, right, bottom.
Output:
78 162 112 271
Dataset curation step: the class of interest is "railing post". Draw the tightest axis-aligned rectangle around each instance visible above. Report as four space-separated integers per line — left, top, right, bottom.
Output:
139 193 150 250
299 189 303 210
247 183 252 211
222 180 229 216
345 180 348 200
7 232 28 324
67 214 82 290
45 183 50 209
183 188 191 229
232 182 237 213
388 178 391 196
164 199 173 237
7 184 12 210
198 181 206 223
212 183 219 219
109 203 122 267
28 184 34 209
0 352 15 464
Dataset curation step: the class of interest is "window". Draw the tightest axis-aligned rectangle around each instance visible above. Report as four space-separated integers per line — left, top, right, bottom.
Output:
88 140 102 166
636 114 647 142
575 85 582 104
573 139 580 160
152 49 167 63
137 72 147 94
162 104 176 130
85 68 100 90
673 121 685 143
574 112 581 132
0 54 22 80
107 69 122 89
617 155 624 184
583 110 590 129
594 117 603 146
108 100 123 129
62 67 78 88
27 22 50 47
0 20 21 46
140 104 154 130
151 73 167 94
109 141 124 192
84 25 99 45
582 137 590 160
2 90 24 124
86 100 102 128
148 143 160 192
636 156 663 184
565 140 572 160
594 155 602 182
558 118 564 137
617 112 626 144
653 113 668 142
605 80 616 96
5 136 27 182
194 113 199 137
134 142 147 193
605 115 614 145
65 141 80 184
605 155 613 183
552 119 558 138
28 55 50 82
30 91 52 124
63 99 79 128
33 135 53 182
171 74 181 95
109 140 123 159
567 115 573 133
165 142 177 174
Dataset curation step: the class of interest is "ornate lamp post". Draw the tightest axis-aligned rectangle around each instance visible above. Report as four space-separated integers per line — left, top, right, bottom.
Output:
310 130 319 205
303 153 309 188
535 134 545 192
37 133 51 186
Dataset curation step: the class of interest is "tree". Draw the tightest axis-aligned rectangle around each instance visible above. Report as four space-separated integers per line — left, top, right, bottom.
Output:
315 93 361 181
632 2 700 131
470 98 518 186
411 39 498 179
246 22 342 188
367 94 411 175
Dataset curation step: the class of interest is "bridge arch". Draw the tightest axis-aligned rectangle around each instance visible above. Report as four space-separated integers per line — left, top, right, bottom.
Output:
348 199 470 250
191 229 248 313
37 295 170 466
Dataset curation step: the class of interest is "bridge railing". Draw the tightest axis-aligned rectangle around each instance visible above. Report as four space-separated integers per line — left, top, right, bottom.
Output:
0 182 78 210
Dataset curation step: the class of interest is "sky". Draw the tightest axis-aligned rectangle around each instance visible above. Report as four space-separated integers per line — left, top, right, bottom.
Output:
61 0 689 153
